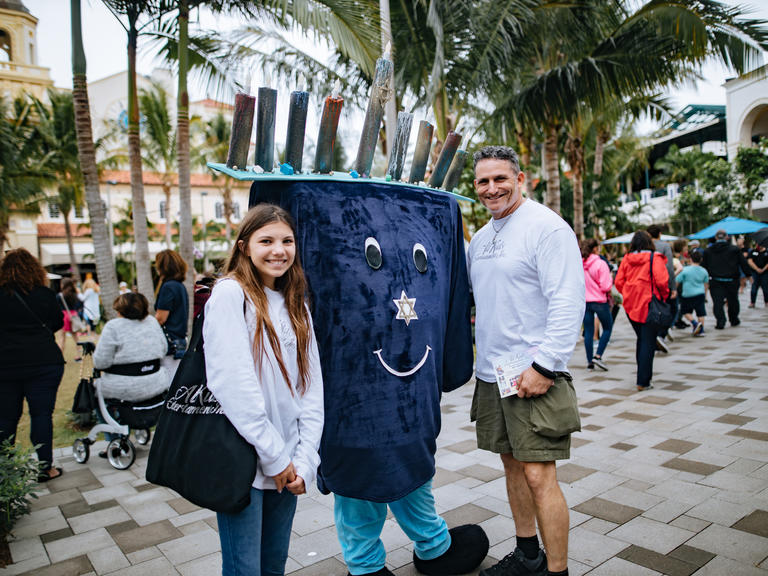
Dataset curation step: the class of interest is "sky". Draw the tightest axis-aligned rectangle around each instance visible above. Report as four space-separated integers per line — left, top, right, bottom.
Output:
23 0 768 135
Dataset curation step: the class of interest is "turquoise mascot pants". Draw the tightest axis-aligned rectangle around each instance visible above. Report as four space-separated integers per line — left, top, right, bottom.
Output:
334 480 451 574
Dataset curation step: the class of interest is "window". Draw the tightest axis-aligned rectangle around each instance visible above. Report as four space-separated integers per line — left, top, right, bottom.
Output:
48 202 60 218
74 204 84 219
215 201 223 220
0 30 11 63
232 202 241 220
159 200 167 220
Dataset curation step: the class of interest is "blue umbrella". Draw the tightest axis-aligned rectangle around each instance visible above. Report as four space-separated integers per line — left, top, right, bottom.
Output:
688 216 768 239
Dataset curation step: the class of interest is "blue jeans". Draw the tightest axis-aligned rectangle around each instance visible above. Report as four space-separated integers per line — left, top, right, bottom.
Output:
217 487 297 576
334 480 450 575
0 364 64 469
630 320 657 388
583 302 613 363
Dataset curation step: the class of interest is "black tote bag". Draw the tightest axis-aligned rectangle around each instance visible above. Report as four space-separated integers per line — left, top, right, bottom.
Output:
647 252 673 327
146 308 258 514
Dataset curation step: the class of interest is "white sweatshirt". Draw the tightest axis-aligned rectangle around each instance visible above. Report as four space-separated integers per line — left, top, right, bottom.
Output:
468 199 585 382
203 278 324 490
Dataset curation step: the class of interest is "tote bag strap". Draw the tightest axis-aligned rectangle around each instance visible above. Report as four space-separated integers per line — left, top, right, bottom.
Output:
648 252 662 300
14 290 54 336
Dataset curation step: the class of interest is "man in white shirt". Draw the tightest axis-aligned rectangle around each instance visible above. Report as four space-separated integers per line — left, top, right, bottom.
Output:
468 146 584 576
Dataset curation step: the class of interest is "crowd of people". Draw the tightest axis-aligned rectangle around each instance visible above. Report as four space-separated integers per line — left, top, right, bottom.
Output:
580 224 763 393
1 142 766 576
0 247 191 475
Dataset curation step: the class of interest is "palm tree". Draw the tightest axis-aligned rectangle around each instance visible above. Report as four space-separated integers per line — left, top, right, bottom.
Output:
505 0 768 220
70 0 120 315
193 112 235 247
0 97 49 250
102 0 161 303
139 81 177 248
30 91 86 279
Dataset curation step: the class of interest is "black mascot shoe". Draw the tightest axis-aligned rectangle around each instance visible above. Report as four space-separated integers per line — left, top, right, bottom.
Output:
413 524 490 575
346 569 395 576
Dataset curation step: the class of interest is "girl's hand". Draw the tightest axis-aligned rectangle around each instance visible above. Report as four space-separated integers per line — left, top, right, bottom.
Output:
286 475 306 495
272 462 297 493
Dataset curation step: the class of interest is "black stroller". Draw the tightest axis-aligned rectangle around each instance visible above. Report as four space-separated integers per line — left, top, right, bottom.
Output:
71 342 166 470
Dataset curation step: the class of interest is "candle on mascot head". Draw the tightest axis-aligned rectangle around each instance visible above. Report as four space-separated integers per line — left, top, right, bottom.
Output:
441 149 468 191
428 131 462 188
353 42 393 177
285 76 309 172
386 111 413 181
408 120 434 183
254 81 277 172
314 80 343 174
225 92 255 170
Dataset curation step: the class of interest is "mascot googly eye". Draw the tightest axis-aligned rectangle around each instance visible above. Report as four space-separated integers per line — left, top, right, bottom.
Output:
413 243 427 273
365 237 383 270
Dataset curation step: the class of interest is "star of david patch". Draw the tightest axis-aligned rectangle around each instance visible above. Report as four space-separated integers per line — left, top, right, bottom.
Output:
393 290 418 326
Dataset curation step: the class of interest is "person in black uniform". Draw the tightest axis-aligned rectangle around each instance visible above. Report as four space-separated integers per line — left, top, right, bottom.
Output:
0 248 66 482
703 230 748 329
747 243 768 308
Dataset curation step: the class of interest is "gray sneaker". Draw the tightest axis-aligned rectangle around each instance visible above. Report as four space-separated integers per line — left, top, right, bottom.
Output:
592 357 608 371
479 547 547 576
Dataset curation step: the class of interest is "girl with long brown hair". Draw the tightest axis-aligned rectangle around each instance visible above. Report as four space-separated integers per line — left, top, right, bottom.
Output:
202 204 324 576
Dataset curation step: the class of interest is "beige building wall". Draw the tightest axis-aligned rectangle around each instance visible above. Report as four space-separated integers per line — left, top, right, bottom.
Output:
0 2 52 100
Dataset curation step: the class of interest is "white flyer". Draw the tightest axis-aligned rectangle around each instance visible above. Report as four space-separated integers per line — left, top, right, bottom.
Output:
493 352 534 398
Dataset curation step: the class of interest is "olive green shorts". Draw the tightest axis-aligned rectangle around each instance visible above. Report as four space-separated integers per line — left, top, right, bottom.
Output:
470 374 581 462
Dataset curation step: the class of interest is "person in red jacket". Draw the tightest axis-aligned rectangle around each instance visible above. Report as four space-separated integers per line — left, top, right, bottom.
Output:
615 231 670 391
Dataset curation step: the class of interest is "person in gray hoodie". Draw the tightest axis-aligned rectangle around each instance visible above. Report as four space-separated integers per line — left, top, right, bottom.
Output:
647 225 676 353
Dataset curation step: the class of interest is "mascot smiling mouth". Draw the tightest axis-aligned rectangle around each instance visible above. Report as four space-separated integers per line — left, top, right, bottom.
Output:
372 289 432 377
373 346 432 377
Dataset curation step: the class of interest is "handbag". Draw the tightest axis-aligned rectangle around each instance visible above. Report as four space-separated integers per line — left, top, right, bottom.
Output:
72 377 96 414
59 293 87 333
146 308 258 514
647 252 673 326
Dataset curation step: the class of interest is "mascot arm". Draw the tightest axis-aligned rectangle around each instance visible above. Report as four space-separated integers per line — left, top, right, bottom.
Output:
443 206 474 392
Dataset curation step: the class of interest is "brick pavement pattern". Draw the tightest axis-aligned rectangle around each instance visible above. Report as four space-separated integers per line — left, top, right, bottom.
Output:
3 295 768 575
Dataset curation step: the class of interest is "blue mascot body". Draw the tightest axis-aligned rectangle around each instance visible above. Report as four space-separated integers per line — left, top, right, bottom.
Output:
249 178 488 575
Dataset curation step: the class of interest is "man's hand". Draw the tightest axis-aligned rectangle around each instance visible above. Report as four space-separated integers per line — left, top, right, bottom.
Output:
517 367 554 398
286 475 306 495
670 290 677 299
272 462 297 493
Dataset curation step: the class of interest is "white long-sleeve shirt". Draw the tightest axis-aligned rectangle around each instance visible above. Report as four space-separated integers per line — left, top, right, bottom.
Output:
468 199 585 381
203 278 324 490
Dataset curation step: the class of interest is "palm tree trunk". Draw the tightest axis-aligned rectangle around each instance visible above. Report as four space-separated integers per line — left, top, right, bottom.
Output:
62 208 82 281
70 0 118 318
573 162 584 239
544 123 561 215
163 182 173 247
590 128 609 235
176 0 195 331
565 132 584 238
515 123 533 197
127 20 154 304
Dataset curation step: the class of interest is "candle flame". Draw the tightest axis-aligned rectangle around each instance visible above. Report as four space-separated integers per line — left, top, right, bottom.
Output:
332 79 341 99
384 41 391 60
298 73 306 93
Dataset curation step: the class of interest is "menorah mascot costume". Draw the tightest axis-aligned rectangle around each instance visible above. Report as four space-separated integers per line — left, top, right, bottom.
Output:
249 178 489 575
